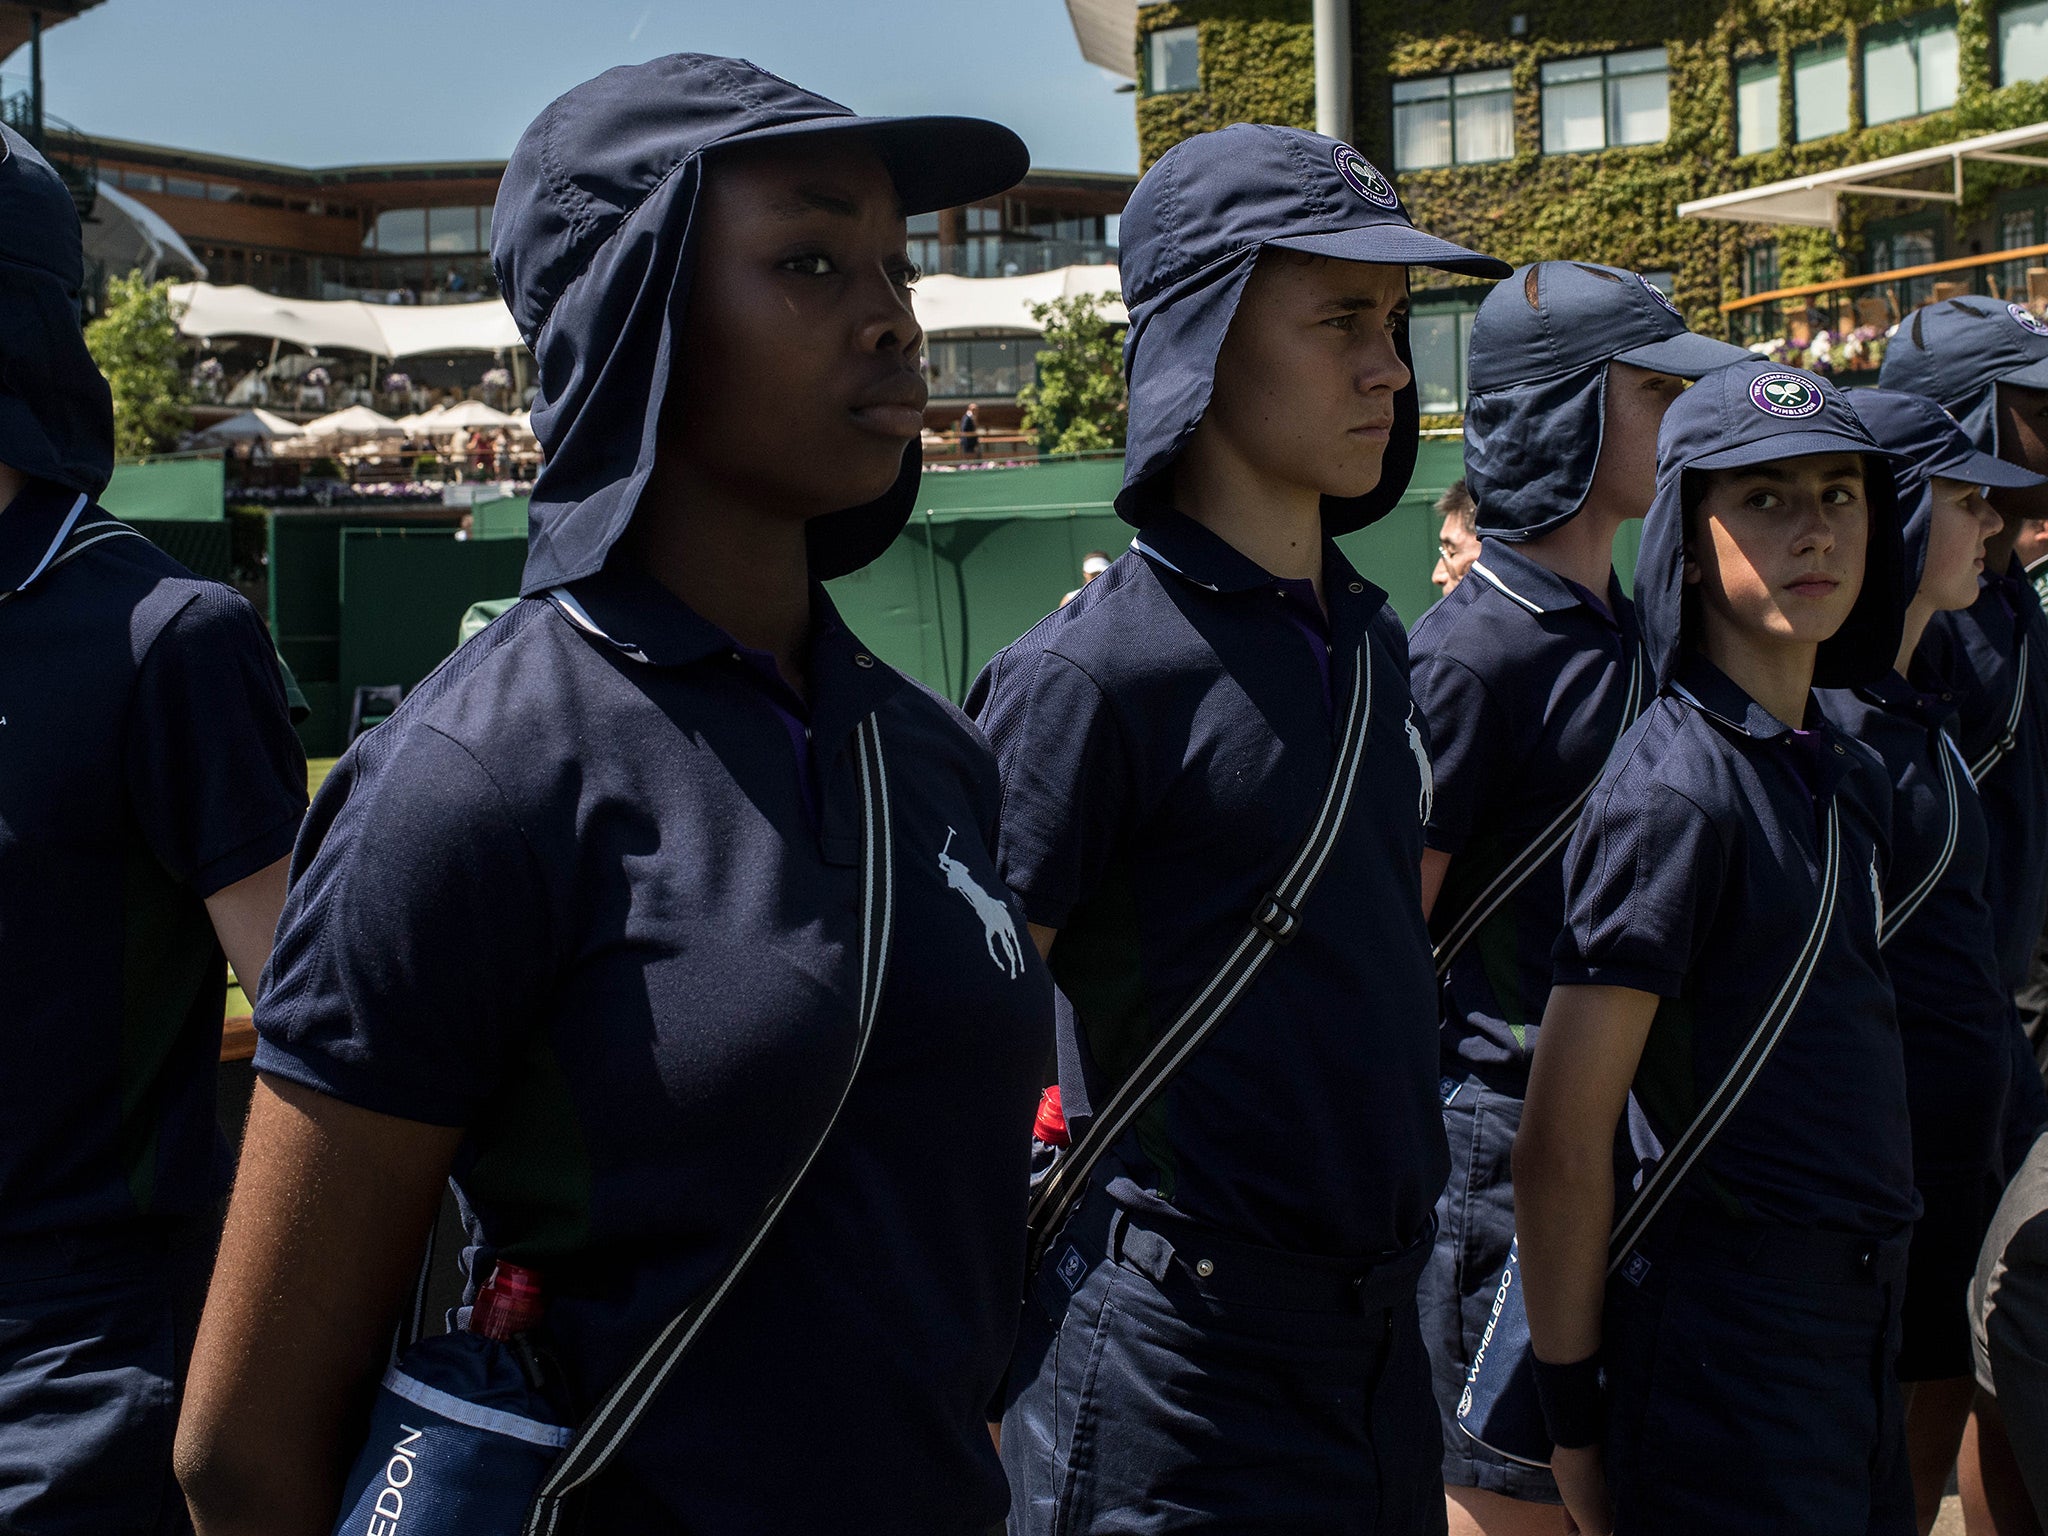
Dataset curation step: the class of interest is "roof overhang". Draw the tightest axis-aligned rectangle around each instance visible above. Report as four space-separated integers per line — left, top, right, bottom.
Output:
1064 0 1137 80
0 2 103 64
1678 121 2048 228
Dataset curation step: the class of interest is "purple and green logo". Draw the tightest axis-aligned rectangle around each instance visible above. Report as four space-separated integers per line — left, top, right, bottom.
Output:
1749 370 1825 419
2009 302 2048 337
1332 144 1399 210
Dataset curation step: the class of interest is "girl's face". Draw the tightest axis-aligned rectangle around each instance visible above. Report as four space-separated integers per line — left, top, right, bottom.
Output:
1687 454 1868 653
1196 252 1412 502
662 139 926 520
1919 475 2003 612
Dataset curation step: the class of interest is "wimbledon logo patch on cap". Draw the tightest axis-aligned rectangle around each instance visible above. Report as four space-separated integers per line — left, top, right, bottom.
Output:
1749 371 1825 419
1640 274 1681 318
1332 144 1399 210
2008 301 2048 337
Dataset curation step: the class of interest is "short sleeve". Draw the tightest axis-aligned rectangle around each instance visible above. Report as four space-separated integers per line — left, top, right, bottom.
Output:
1410 652 1508 854
251 723 553 1127
125 585 307 897
974 647 1133 931
1552 777 1726 997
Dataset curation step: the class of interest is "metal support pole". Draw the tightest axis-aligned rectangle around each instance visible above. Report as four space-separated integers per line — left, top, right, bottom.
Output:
30 9 45 147
1313 0 1351 143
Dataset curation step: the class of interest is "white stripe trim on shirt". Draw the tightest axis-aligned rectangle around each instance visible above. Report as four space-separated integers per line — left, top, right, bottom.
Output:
1467 560 1547 615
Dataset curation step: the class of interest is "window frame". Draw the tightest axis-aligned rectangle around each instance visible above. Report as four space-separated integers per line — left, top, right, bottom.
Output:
1791 36 1852 143
1861 10 1960 125
2001 0 2048 86
1538 47 1671 156
1392 66 1516 170
1144 23 1201 96
1408 297 1481 415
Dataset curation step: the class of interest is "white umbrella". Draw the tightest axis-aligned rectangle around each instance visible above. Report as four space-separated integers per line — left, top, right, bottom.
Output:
301 405 403 440
429 399 514 433
505 408 535 437
191 408 302 446
394 403 448 433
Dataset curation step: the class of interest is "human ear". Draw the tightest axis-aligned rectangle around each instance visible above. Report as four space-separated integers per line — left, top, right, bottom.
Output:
1682 551 1701 587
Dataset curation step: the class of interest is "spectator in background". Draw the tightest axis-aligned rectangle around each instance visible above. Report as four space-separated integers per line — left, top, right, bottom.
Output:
2019 515 2048 603
1060 549 1111 608
1973 1131 2048 1529
448 424 472 481
1434 477 1480 593
959 400 980 457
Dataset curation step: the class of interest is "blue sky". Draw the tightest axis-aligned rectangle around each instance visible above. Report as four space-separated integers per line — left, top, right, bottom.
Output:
2 0 1138 173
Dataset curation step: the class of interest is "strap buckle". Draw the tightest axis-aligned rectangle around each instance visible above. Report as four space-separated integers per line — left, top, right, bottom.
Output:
1253 892 1300 945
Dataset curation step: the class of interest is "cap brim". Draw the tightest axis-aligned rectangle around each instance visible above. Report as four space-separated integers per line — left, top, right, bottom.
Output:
1930 443 2048 489
1690 430 1901 471
1614 330 1756 380
716 114 1031 217
1267 225 1511 279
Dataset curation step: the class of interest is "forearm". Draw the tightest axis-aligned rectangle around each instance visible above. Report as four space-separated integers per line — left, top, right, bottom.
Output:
1512 1113 1616 1366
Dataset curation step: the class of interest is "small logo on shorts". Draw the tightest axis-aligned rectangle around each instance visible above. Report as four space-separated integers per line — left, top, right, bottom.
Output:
1332 144 1399 210
1640 273 1682 317
1749 370 1825 419
1056 1245 1088 1292
2010 302 2048 337
1621 1252 1652 1286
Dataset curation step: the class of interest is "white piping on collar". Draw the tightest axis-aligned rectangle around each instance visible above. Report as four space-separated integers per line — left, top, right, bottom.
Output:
1468 559 1548 615
1131 538 1222 592
546 584 653 665
12 493 88 595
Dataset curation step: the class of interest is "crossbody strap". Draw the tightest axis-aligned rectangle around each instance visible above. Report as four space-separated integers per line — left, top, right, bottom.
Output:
1025 642 1377 1268
0 497 150 608
1606 800 1842 1268
522 714 896 1535
1432 644 1646 979
1879 733 1966 949
1969 639 2029 783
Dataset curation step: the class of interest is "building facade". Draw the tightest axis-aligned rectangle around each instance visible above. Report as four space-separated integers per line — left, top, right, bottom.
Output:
1118 0 2048 411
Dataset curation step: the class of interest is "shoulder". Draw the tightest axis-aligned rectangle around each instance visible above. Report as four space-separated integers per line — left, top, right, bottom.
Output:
881 673 1001 799
975 555 1175 712
1587 698 1731 842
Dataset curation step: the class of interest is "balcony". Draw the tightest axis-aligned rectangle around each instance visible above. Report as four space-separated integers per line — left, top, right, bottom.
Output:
930 239 1117 278
0 80 96 219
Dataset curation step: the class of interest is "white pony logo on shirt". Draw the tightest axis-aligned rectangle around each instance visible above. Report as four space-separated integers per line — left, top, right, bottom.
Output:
1871 855 1884 939
1406 706 1435 825
940 828 1025 980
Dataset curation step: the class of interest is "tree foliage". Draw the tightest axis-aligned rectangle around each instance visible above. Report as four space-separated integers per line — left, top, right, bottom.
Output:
84 274 190 458
1018 293 1128 456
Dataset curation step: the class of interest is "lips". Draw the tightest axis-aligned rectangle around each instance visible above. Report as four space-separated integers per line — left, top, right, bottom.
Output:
849 376 929 440
1784 574 1840 598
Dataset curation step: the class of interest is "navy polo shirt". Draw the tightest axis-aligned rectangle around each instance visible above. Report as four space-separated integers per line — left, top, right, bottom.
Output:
1556 654 1918 1237
0 477 305 1244
252 563 1050 1532
1915 558 2048 990
970 510 1445 1260
1409 538 1644 1092
1819 675 2008 1184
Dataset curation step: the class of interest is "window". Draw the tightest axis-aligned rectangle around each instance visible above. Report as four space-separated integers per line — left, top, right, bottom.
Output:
428 206 479 254
1393 68 1515 170
2003 0 2048 84
206 182 238 202
1735 59 1781 154
365 209 426 255
1793 39 1851 141
907 211 941 277
1410 301 1479 414
164 176 205 199
1998 190 2048 296
925 334 1047 399
1146 24 1199 94
1744 242 1780 295
120 169 163 193
1540 48 1669 154
1864 13 1959 124
1868 216 1943 307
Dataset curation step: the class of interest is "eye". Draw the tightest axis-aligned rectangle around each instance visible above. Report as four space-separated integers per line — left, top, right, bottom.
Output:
890 261 922 290
1821 485 1859 506
1745 490 1782 511
1322 312 1357 332
781 252 836 277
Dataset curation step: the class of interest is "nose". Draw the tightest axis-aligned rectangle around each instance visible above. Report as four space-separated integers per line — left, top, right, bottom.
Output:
1432 557 1450 589
862 272 923 363
1791 495 1838 554
1355 318 1412 398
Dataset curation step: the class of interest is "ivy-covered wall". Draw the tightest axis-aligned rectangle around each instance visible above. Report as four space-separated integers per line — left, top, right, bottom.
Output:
1133 0 2048 332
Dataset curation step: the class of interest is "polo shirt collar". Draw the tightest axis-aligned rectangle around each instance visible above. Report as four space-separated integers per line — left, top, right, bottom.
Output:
1672 651 1857 800
1466 538 1622 625
1856 666 1958 729
0 477 91 597
1131 507 1389 643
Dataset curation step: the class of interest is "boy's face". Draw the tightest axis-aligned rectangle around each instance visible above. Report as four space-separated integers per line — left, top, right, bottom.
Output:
1586 363 1686 518
662 139 926 521
1433 513 1478 590
1686 454 1868 654
1196 252 1411 503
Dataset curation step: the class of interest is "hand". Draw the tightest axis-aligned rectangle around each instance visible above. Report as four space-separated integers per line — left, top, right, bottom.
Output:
1549 1442 1613 1536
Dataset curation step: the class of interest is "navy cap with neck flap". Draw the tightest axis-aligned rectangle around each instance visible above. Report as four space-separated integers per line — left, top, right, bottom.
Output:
1845 387 2044 594
1464 262 1751 542
1637 360 1906 692
0 124 114 499
1877 294 2048 458
1115 123 1509 534
494 55 1030 595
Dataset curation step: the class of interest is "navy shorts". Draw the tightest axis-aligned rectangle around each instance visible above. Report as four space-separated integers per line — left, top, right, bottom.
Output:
0 1220 213 1536
1604 1208 1913 1536
1419 1077 1557 1504
1001 1192 1445 1535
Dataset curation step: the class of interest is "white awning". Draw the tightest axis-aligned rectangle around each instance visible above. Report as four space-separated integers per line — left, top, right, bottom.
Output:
1678 121 2048 228
169 282 524 358
87 180 209 281
913 265 1124 337
301 405 403 439
191 408 301 444
1064 0 1138 79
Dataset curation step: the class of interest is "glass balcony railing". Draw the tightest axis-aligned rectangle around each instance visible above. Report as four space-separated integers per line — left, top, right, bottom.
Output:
933 239 1118 278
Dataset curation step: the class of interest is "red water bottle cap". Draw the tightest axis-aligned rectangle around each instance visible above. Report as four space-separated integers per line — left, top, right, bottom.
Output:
1034 1086 1070 1147
469 1261 544 1341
